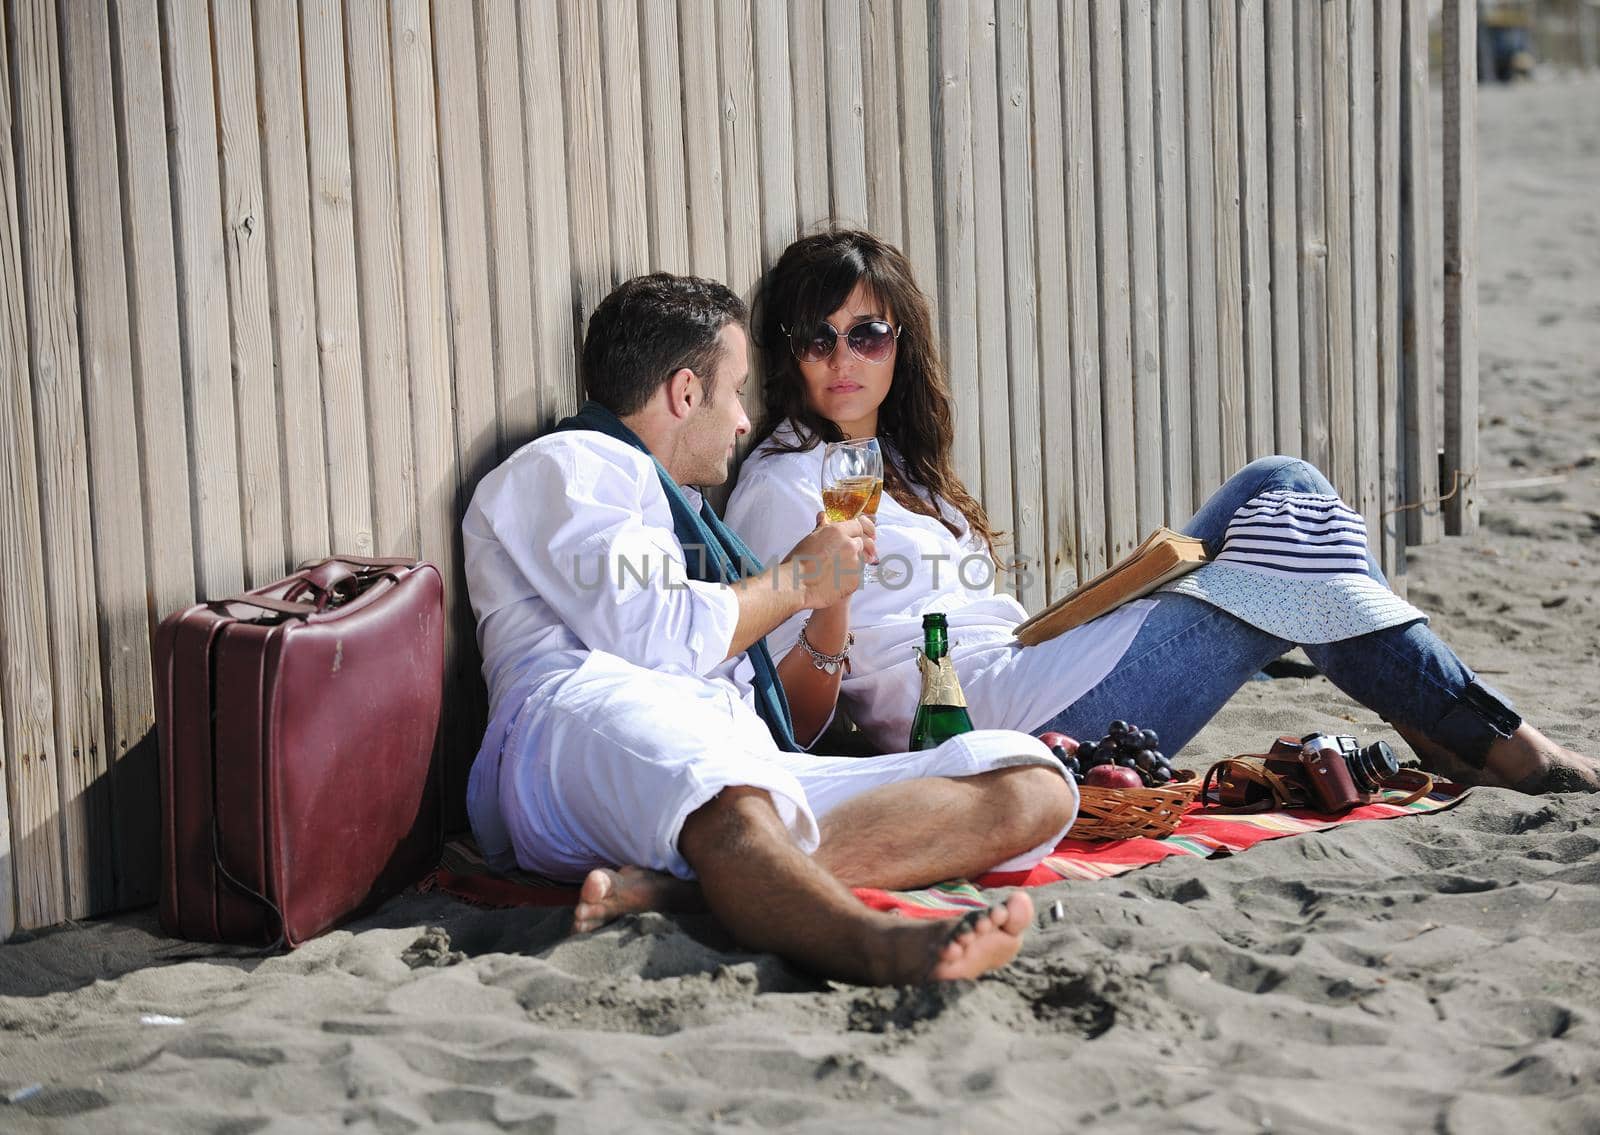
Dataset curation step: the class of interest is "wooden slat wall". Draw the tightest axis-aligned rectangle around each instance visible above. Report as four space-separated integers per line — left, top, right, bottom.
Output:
1 0 1469 935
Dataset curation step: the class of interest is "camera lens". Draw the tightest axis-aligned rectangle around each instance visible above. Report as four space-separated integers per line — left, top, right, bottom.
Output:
1346 740 1399 792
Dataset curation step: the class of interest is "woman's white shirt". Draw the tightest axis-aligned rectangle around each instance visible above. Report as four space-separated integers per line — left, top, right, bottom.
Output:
725 422 1154 751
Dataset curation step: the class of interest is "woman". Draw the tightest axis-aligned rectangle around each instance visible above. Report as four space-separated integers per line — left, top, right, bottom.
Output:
726 229 1596 793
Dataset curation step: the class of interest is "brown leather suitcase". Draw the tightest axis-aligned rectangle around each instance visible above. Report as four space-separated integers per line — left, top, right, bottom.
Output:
154 556 444 948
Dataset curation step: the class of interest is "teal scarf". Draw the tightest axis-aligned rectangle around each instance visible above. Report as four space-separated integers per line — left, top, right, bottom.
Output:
554 402 800 752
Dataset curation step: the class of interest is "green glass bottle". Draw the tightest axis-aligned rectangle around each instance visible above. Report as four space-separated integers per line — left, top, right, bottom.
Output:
908 612 975 750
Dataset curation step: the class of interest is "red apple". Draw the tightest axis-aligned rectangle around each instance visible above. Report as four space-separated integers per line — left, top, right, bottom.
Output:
1084 764 1144 790
1037 731 1078 755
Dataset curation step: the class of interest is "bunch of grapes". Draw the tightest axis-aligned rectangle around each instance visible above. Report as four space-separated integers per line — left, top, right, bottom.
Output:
1041 720 1175 788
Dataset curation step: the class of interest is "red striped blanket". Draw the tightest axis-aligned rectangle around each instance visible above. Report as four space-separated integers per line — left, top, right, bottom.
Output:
422 782 1467 917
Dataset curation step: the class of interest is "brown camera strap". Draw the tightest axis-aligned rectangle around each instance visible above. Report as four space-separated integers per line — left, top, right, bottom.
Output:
1201 757 1438 812
1201 758 1305 813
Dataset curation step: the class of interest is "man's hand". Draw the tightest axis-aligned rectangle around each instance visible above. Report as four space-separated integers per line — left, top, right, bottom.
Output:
722 513 874 663
781 513 876 610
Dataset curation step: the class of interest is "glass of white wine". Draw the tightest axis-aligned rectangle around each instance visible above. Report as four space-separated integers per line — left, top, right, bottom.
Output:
821 437 882 582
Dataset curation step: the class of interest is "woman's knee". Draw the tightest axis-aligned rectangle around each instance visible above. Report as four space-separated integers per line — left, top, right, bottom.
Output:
1227 455 1336 498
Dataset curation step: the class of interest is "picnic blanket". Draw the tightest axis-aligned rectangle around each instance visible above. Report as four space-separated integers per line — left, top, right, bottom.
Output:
419 782 1468 919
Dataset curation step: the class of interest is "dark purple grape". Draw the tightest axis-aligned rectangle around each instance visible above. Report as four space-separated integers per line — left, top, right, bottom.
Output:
1139 729 1160 750
1148 751 1167 767
1116 755 1138 769
1134 751 1154 770
1152 766 1174 784
1118 733 1145 754
1077 741 1098 761
1108 720 1130 737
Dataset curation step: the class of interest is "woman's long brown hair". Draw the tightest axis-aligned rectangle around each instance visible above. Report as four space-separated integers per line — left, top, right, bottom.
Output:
748 229 1002 555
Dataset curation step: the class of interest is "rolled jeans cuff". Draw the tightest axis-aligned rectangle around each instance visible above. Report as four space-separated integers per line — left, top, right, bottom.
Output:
1428 678 1522 769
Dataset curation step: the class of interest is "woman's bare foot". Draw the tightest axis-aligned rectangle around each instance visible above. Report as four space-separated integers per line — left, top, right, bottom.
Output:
1398 723 1600 795
572 866 704 934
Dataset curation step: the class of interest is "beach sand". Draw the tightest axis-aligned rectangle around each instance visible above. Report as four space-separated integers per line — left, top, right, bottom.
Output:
3 76 1598 1134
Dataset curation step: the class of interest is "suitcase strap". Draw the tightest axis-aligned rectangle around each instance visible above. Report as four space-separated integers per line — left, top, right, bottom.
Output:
210 818 287 953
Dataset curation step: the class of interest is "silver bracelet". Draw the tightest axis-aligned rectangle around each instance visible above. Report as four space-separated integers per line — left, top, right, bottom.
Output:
798 620 854 675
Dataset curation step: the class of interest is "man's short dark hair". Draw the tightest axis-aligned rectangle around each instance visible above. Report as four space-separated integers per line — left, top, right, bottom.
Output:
580 274 748 417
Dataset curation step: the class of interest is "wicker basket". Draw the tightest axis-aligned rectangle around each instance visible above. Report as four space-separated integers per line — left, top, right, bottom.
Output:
1071 770 1202 841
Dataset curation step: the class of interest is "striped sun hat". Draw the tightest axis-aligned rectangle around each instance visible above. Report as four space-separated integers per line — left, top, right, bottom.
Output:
1160 489 1427 644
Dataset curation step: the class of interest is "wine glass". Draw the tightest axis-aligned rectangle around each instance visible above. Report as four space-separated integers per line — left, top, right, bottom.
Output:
821 437 882 582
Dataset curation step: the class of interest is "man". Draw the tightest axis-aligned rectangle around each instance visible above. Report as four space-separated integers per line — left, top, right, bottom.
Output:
462 273 1078 984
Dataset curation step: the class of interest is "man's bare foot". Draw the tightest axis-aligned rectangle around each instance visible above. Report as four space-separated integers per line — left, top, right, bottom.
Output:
572 866 704 934
1399 723 1600 795
863 891 1035 984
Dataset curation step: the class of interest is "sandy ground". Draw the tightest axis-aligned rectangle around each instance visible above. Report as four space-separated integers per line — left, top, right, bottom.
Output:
3 76 1598 1135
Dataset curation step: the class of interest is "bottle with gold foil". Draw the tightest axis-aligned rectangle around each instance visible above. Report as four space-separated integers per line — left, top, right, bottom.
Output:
908 613 975 750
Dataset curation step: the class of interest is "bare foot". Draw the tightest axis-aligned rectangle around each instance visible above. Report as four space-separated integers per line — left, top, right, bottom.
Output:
571 866 704 934
919 891 1033 982
1398 723 1600 795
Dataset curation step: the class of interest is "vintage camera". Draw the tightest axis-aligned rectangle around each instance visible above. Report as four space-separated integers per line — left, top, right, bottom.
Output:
1259 732 1401 813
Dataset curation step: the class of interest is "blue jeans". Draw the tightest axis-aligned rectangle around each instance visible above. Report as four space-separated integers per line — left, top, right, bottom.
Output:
1032 457 1521 765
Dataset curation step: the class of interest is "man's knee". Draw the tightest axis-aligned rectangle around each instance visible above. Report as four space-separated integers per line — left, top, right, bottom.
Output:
678 785 784 866
990 763 1077 841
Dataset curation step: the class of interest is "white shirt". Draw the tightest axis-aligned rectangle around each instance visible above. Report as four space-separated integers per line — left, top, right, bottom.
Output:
725 421 1154 751
463 431 755 717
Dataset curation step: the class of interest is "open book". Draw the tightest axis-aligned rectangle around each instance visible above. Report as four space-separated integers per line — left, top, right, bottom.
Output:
1013 527 1208 646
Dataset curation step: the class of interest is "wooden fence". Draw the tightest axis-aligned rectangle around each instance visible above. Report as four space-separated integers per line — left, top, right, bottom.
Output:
0 0 1481 939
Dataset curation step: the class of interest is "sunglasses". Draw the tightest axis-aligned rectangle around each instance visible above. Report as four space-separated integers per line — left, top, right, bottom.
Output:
782 318 902 365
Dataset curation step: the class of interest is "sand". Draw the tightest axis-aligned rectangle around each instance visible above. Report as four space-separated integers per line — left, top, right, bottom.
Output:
3 76 1598 1135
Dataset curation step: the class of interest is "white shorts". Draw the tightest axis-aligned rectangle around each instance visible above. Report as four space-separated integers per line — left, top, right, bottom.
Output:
469 650 1075 881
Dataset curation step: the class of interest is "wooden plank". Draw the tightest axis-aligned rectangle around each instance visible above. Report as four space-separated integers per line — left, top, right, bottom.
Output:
1321 0 1356 499
1122 0 1165 537
1400 0 1440 545
862 0 903 246
995 0 1042 612
391 0 472 824
1209 0 1246 478
0 0 64 931
1294 0 1330 473
824 0 868 226
0 695 11 936
1441 0 1478 534
1347 0 1381 542
1088 0 1136 559
300 0 375 556
432 2 500 498
1237 0 1274 460
254 0 330 567
1183 0 1221 499
969 0 1015 589
599 0 650 280
712 0 762 502
14 0 113 920
677 0 727 282
752 0 798 267
934 0 981 494
478 0 540 448
1376 0 1404 578
213 0 288 586
1265 0 1300 457
789 0 830 229
344 0 418 558
1028 0 1078 599
897 0 940 315
640 0 692 274
559 0 612 323
1064 0 1107 577
1151 0 1191 523
109 0 195 621
162 0 246 594
716 0 763 298
518 0 578 421
61 0 157 911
